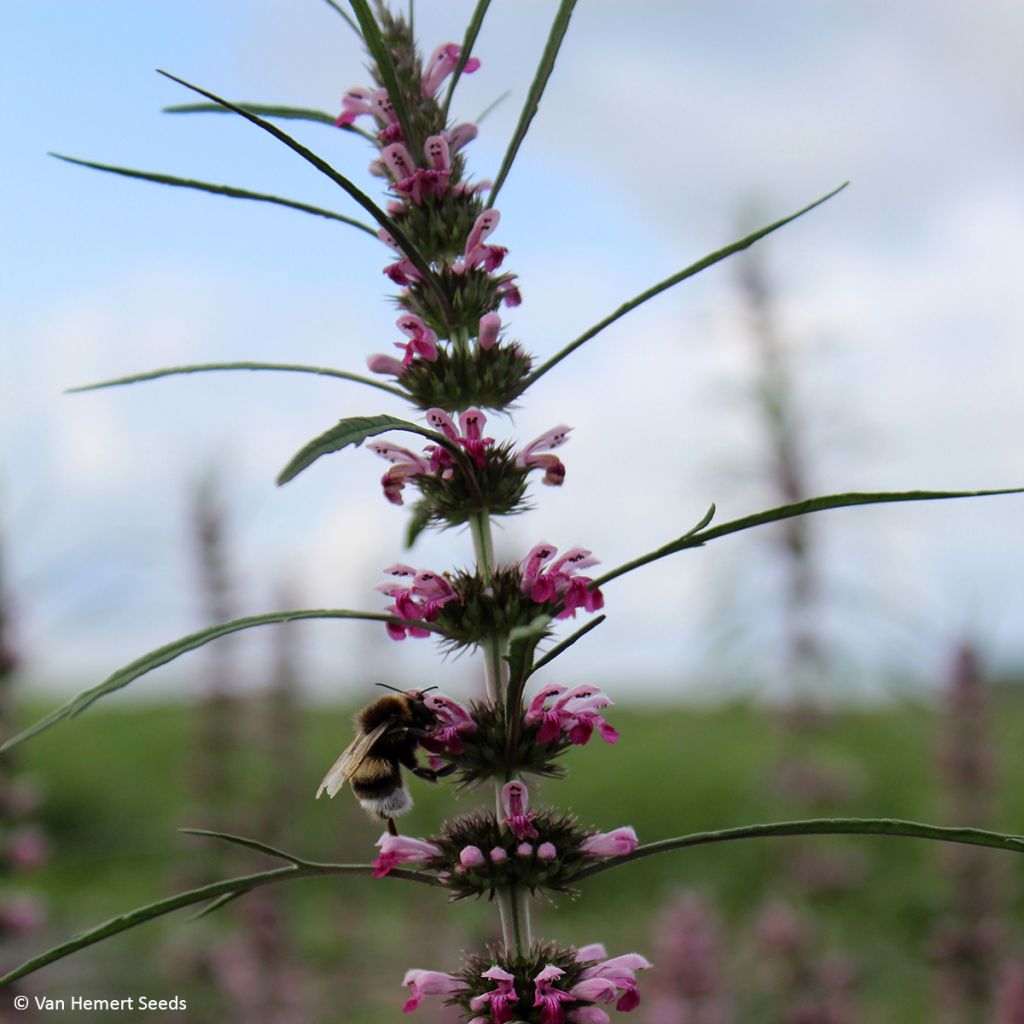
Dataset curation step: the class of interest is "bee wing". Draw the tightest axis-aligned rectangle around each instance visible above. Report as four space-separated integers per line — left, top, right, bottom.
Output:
315 720 392 799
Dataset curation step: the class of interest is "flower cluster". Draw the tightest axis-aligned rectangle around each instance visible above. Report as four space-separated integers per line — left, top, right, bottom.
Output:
334 12 529 410
367 409 571 532
404 942 652 1023
370 783 638 901
375 547 604 649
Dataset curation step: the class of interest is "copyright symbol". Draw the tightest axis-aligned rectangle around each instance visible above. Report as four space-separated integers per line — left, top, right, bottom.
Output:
13 995 28 1010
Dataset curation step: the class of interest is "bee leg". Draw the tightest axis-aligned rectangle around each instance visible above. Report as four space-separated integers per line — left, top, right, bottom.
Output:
435 763 458 778
386 817 399 837
410 765 440 782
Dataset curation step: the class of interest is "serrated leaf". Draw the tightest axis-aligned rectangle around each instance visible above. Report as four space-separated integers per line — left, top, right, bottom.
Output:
0 859 437 985
1 609 437 752
594 489 1024 588
66 361 406 399
487 0 577 206
276 414 441 486
50 153 376 235
570 817 1024 883
442 0 493 119
156 71 451 322
526 185 848 387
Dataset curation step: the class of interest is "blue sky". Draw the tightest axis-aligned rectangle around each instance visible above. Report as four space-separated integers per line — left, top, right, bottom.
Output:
5 1 1024 706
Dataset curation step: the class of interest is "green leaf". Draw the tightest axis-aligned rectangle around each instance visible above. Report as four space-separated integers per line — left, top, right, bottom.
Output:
164 102 334 125
593 489 1024 589
347 0 418 157
179 828 307 865
320 0 360 35
0 860 438 985
0 609 440 753
66 362 406 399
187 891 244 921
442 0 493 120
156 71 451 322
51 154 378 235
475 89 512 125
487 0 577 206
530 614 606 674
569 817 1024 883
276 413 450 486
525 184 849 386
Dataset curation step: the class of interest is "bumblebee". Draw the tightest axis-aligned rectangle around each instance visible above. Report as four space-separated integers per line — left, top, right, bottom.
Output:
316 686 454 828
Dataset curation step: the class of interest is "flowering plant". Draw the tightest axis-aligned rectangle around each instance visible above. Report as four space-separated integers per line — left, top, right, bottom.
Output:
6 1 1024 1018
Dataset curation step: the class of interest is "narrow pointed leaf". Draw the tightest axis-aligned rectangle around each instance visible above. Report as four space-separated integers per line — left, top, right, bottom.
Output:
347 0 417 156
475 89 512 125
321 0 360 35
179 828 308 866
66 362 406 399
164 102 335 124
276 413 461 486
487 0 577 206
0 861 438 985
156 71 450 321
1 609 439 753
530 614 606 674
442 0 493 119
570 817 1024 883
51 154 376 235
526 184 848 386
594 488 1024 589
188 891 244 921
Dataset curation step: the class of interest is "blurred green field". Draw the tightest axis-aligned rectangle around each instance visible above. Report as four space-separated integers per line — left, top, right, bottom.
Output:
7 695 1024 1021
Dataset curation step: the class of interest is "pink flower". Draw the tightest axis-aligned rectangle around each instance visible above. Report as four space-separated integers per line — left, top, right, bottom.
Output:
422 692 477 755
502 780 539 840
6 826 51 871
490 847 509 863
334 86 388 127
422 43 480 96
366 353 407 377
575 944 608 963
517 842 534 857
498 279 522 306
382 139 450 204
394 314 438 366
470 966 519 1024
525 683 570 743
0 895 46 936
373 834 443 879
579 954 652 1012
402 969 466 1013
567 978 618 1004
424 408 494 471
478 312 501 350
537 842 557 861
579 827 638 858
459 845 486 869
367 442 432 506
552 685 618 745
533 965 574 1024
520 545 604 619
447 122 478 152
568 1008 611 1024
461 210 507 273
516 425 572 486
377 564 458 640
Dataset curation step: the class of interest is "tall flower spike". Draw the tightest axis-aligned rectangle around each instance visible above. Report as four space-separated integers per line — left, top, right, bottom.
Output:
501 780 539 841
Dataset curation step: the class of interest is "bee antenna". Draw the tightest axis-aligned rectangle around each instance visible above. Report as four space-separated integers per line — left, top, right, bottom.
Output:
419 686 439 694
374 683 405 694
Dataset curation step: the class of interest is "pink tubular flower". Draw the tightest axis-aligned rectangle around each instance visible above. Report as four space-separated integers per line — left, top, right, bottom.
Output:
422 43 480 96
490 846 508 864
402 969 466 1013
367 442 432 506
553 685 618 745
470 966 519 1024
367 353 407 377
516 425 572 486
525 683 569 743
424 408 494 471
422 692 477 755
377 564 458 640
579 954 653 1012
373 834 443 879
502 780 539 840
334 86 386 127
568 1008 611 1024
394 313 438 366
462 210 507 273
575 944 609 963
520 545 604 619
478 311 501 350
533 965 575 1024
447 122 478 152
537 842 557 861
579 827 638 858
